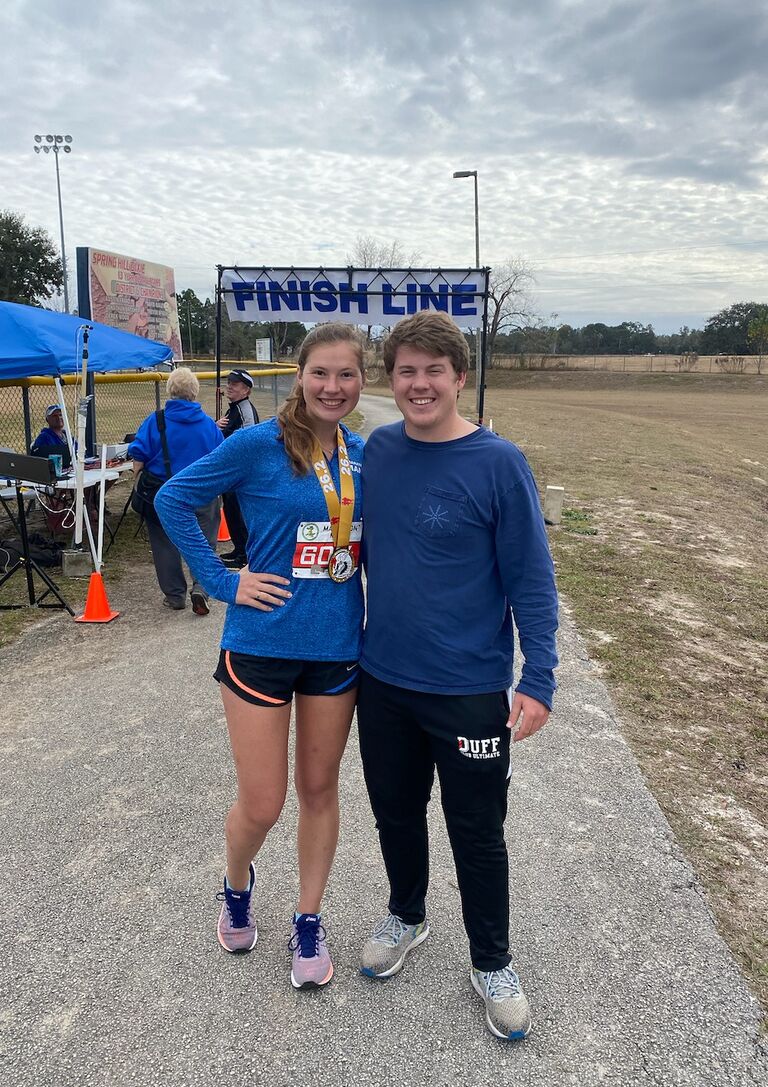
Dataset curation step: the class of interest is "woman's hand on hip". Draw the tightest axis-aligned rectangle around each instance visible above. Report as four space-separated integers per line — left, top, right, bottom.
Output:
235 569 292 611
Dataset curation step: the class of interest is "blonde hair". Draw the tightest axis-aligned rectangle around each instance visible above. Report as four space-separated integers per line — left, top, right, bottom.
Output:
166 366 199 401
383 311 470 375
277 324 366 475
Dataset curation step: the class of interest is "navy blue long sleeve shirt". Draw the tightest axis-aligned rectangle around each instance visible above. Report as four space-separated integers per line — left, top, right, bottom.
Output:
360 423 559 706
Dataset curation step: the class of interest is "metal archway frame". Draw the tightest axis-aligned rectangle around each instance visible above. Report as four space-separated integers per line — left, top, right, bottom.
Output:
214 265 491 424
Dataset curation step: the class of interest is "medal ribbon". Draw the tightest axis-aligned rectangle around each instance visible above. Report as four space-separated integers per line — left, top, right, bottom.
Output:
311 427 355 550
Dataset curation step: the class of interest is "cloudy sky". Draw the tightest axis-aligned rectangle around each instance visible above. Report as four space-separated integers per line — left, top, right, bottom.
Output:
2 0 767 332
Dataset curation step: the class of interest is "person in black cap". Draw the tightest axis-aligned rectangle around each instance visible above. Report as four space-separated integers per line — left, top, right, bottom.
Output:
217 369 259 566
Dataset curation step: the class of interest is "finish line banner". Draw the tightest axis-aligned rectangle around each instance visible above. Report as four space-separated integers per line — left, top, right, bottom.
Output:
221 268 486 329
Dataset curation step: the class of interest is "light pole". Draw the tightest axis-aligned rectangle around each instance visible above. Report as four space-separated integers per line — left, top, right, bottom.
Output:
452 169 479 267
33 134 73 312
453 169 483 418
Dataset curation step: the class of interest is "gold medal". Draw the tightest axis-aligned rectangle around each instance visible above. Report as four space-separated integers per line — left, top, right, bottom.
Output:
311 428 357 584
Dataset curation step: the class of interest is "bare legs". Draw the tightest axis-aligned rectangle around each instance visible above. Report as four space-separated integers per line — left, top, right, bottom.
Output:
221 685 291 890
294 690 355 913
221 684 355 905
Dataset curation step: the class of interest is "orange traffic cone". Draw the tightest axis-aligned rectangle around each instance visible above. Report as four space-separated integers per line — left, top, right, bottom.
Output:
217 509 231 542
75 572 120 623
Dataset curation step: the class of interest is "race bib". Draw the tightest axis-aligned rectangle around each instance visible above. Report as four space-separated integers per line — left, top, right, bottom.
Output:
292 521 363 579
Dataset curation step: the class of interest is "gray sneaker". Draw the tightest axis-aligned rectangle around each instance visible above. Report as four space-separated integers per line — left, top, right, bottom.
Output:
360 913 430 978
471 966 532 1040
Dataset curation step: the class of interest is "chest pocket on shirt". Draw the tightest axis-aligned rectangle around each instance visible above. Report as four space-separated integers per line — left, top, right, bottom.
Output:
415 486 467 538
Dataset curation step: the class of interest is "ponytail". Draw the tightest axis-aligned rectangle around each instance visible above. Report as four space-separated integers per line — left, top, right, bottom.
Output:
277 381 319 476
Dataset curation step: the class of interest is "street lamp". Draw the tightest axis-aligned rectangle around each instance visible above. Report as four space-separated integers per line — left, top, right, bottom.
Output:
33 134 73 312
452 170 480 268
453 169 483 418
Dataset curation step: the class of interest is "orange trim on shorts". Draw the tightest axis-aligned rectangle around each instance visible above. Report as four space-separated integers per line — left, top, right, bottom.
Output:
224 650 287 705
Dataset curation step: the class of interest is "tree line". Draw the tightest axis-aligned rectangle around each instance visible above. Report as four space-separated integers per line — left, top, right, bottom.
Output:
176 288 307 360
2 212 766 362
181 289 768 363
495 305 768 358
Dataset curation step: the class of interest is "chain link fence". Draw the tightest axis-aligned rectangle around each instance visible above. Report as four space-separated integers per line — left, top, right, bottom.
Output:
0 367 297 453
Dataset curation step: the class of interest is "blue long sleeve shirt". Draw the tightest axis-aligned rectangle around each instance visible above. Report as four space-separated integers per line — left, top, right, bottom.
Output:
155 418 365 661
360 423 559 706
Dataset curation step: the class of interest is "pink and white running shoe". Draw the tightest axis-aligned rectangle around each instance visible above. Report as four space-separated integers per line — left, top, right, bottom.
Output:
289 913 333 990
216 864 257 953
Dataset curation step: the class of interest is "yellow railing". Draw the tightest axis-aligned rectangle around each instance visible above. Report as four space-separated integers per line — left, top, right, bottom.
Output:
0 366 297 389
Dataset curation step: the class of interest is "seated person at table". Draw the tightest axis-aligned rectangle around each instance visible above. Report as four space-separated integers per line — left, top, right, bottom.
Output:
31 405 67 456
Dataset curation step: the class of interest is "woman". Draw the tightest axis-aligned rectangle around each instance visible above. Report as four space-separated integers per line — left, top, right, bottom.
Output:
129 367 223 614
155 323 365 990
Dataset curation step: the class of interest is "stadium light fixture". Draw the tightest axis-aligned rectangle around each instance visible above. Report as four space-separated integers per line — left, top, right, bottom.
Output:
32 134 74 311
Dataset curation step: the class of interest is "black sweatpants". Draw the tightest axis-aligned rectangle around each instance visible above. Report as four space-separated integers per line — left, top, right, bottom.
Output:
357 669 512 972
222 491 248 557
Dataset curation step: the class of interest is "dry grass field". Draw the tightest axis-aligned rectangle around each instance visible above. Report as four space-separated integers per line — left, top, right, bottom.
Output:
481 370 768 1011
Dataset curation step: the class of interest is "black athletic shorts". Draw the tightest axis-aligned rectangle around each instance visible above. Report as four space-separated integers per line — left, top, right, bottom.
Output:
214 649 359 707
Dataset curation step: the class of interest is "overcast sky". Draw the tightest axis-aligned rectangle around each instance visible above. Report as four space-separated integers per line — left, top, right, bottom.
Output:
2 0 767 333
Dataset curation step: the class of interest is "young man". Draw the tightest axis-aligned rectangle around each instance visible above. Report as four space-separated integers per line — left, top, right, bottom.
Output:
217 369 259 567
357 311 559 1042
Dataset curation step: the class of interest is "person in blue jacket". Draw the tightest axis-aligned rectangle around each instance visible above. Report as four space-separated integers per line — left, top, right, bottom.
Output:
30 404 67 455
155 323 366 992
129 367 223 614
357 311 559 1042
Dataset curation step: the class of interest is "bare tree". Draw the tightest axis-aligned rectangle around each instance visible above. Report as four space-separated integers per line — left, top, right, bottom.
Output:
487 258 537 360
715 355 747 374
675 352 699 372
344 235 422 343
345 234 421 268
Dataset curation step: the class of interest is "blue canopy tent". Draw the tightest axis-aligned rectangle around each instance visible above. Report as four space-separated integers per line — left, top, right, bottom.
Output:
0 301 175 455
0 300 173 378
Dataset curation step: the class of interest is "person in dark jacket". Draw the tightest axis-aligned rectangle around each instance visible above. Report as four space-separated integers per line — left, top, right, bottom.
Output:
217 369 259 567
129 367 224 614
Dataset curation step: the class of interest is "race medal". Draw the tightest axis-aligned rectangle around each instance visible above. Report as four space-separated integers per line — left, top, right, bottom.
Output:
310 428 358 584
328 546 355 583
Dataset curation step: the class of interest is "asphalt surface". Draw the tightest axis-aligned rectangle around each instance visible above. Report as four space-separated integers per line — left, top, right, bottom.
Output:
1 393 765 1086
